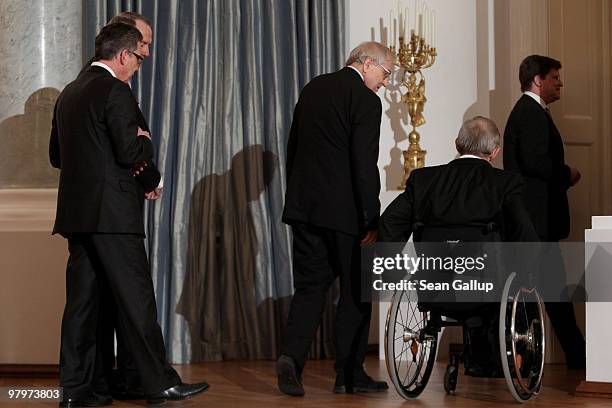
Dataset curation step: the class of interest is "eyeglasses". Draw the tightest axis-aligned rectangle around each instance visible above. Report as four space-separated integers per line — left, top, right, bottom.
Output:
376 63 392 79
128 50 144 65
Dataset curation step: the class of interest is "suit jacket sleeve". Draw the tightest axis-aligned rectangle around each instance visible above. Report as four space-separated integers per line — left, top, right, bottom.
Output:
516 109 571 188
49 100 61 169
105 82 153 166
351 96 382 231
133 106 162 192
378 173 416 242
135 161 162 192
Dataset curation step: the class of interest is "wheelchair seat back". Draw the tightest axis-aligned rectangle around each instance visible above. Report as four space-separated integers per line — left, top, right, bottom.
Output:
413 222 505 378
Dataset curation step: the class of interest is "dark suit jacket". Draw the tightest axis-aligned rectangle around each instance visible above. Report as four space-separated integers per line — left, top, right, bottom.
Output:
79 60 161 196
503 94 571 240
282 67 382 236
49 66 153 236
378 158 538 242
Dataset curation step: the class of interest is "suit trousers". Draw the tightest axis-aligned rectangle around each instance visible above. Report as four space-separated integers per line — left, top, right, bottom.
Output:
281 223 372 375
59 233 180 398
539 240 585 367
97 194 149 392
96 279 141 392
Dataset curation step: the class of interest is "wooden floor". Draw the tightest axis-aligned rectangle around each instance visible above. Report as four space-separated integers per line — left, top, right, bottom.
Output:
0 359 608 407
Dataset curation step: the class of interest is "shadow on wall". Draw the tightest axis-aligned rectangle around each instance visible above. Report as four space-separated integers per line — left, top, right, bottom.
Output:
176 144 289 361
0 87 60 188
383 72 410 191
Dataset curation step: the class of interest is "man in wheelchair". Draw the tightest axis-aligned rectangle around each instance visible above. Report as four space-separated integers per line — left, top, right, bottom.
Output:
377 116 542 400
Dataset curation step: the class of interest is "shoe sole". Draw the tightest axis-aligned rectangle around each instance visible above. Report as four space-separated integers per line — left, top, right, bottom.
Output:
276 359 304 397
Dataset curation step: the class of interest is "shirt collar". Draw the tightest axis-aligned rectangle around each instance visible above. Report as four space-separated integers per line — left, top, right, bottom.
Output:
347 65 364 82
91 61 117 78
459 154 488 161
524 91 548 110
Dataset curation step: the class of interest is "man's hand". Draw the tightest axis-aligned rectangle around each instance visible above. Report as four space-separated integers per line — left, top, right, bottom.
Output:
569 166 581 186
138 127 151 140
145 187 162 200
361 230 378 245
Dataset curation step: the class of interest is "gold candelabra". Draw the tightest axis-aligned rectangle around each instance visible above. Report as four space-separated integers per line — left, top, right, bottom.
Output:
391 31 436 188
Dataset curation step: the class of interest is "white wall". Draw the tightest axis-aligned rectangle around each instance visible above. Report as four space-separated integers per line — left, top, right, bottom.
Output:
348 0 480 210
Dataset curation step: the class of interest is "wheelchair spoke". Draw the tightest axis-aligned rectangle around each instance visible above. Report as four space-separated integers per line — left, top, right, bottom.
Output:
395 336 408 360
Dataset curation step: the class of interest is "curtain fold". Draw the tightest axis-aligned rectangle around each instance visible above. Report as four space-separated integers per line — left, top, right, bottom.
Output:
83 0 345 363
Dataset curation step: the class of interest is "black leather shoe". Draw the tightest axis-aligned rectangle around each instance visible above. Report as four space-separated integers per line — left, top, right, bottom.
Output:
334 371 389 394
276 354 304 397
59 392 112 407
146 382 209 405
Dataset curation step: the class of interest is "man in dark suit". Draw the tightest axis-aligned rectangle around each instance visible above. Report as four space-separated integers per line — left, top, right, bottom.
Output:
378 116 539 376
50 23 208 407
503 55 585 369
80 12 161 200
277 42 392 397
81 13 162 400
378 116 537 244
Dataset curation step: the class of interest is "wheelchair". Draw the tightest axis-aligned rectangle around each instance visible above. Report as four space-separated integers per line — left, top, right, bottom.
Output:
383 223 545 403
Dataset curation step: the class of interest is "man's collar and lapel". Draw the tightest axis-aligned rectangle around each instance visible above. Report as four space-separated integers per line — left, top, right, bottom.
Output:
85 63 115 78
346 66 364 82
521 92 549 113
342 66 364 83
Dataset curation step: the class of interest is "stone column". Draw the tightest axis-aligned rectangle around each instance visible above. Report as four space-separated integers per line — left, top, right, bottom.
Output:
0 0 81 188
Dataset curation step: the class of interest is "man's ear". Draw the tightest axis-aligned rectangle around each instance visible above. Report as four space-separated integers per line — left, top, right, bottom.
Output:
362 57 372 73
533 74 543 87
118 49 128 66
489 146 500 161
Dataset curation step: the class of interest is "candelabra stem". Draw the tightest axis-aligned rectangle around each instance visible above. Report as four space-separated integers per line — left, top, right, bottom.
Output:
399 128 427 189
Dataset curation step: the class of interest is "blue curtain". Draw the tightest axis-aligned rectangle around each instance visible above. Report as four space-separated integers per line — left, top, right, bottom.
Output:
82 0 346 363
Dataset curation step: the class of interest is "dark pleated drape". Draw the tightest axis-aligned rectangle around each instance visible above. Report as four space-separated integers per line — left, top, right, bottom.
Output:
82 0 345 363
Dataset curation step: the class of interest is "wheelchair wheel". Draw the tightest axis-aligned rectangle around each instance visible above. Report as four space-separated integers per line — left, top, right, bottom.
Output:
385 289 438 399
499 272 545 402
443 364 458 394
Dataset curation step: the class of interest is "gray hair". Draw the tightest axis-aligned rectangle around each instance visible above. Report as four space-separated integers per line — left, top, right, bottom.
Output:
109 11 152 28
455 116 500 156
345 41 392 66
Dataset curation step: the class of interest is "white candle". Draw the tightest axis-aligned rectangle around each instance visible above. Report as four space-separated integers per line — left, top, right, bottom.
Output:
398 0 401 22
432 11 436 46
424 8 428 42
404 7 409 37
407 8 410 35
418 13 423 36
393 18 397 45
